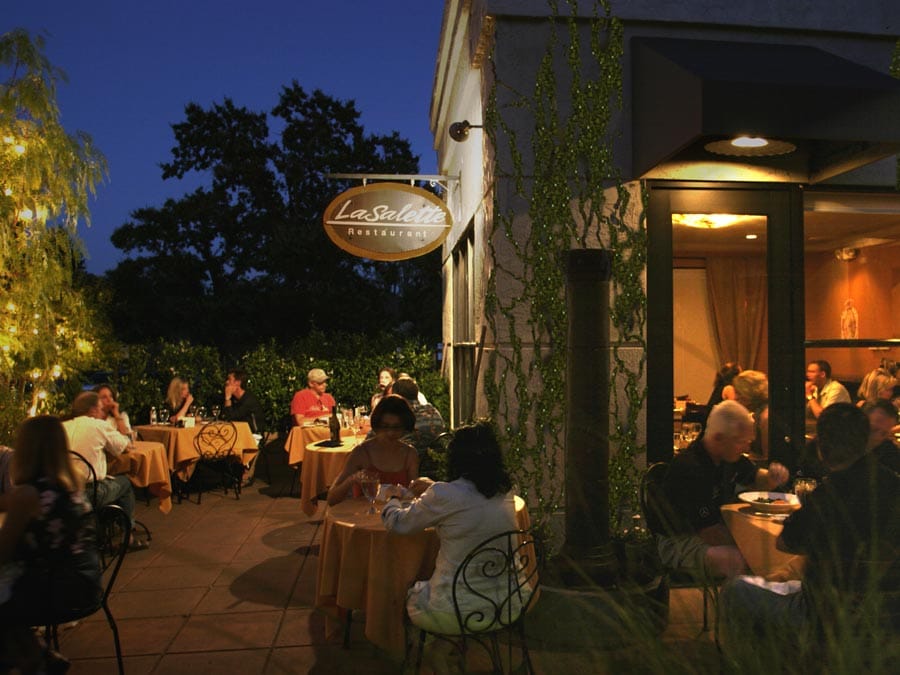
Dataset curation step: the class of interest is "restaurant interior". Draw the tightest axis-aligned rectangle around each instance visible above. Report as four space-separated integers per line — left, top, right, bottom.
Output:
671 189 900 410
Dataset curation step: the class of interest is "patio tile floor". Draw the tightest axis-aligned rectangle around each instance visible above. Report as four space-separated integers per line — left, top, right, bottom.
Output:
55 457 719 674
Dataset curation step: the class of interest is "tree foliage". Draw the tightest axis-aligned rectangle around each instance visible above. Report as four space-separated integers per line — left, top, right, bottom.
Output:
106 84 442 357
0 29 108 441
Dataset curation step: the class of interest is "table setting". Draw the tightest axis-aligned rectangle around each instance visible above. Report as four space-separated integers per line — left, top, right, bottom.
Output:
721 486 809 580
134 419 257 480
315 494 530 659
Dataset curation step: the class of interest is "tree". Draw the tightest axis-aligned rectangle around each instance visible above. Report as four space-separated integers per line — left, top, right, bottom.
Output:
107 84 442 357
0 29 108 440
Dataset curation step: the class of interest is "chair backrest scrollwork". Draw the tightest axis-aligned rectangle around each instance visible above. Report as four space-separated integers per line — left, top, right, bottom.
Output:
194 421 238 460
451 529 543 636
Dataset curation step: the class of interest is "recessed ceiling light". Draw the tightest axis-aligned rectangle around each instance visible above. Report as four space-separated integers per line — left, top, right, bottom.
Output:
732 136 768 148
745 234 758 240
704 137 797 157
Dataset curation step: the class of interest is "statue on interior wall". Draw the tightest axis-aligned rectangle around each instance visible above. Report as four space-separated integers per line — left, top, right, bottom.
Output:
841 298 859 339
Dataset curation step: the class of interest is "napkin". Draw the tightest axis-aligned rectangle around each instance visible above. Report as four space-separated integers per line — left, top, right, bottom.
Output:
376 484 413 501
738 575 802 596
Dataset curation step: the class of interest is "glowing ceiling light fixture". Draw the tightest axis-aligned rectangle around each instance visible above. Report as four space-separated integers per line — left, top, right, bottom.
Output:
704 136 796 157
731 136 768 148
672 213 744 229
745 234 758 240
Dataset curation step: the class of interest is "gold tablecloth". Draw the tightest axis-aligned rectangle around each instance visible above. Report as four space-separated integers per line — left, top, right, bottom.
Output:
283 425 356 465
134 422 258 480
316 496 530 659
721 503 806 580
128 441 173 514
299 437 361 517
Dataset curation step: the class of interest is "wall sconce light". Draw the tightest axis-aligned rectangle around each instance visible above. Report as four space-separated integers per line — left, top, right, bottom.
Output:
449 120 483 142
834 247 859 262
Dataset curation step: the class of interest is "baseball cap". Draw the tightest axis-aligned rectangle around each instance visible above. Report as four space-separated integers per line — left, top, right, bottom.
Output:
307 368 329 384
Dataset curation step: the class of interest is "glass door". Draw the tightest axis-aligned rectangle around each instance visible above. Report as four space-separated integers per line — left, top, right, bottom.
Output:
647 182 805 466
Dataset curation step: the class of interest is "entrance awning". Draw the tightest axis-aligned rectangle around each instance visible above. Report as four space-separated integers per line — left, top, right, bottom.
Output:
632 37 900 183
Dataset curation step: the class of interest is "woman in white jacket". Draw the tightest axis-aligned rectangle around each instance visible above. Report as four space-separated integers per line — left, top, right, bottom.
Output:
381 422 525 638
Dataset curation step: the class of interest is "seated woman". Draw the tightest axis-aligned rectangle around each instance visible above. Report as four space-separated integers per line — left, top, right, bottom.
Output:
326 395 418 505
166 376 195 424
370 367 397 412
0 416 101 673
706 362 742 411
381 422 526 639
723 369 769 460
856 366 898 408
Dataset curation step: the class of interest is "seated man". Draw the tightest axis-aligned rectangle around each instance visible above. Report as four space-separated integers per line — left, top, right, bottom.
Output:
222 369 267 432
290 368 336 425
659 400 788 580
864 400 900 475
63 391 147 550
805 359 850 420
391 376 446 461
221 368 268 485
722 403 900 655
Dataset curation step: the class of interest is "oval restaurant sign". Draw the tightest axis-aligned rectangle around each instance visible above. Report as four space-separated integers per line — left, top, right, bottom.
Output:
322 183 452 261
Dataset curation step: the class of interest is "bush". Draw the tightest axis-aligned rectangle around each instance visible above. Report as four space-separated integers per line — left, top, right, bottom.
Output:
102 333 447 431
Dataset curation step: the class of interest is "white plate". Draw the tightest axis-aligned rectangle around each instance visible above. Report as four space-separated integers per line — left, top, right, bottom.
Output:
738 491 801 514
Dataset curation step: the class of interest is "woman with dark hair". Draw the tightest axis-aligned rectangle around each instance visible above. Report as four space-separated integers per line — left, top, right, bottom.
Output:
326 395 419 506
381 421 522 643
0 416 101 672
370 367 397 411
706 362 742 410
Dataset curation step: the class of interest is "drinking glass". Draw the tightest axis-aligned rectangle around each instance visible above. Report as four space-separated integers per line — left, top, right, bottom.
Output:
673 433 683 452
211 404 221 420
358 470 380 514
793 478 817 506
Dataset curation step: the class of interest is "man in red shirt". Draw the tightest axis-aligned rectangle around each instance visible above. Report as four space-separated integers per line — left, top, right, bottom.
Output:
291 368 336 425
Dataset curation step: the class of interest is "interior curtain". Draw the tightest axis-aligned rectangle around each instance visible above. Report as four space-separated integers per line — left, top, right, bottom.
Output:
705 257 768 371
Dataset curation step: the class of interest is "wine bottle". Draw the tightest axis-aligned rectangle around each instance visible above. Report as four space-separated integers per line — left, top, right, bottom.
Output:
329 405 341 443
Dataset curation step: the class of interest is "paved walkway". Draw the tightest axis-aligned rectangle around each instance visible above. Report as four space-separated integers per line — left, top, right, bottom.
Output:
58 451 719 674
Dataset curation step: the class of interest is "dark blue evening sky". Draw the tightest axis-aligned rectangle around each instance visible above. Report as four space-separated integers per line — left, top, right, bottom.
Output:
6 1 444 273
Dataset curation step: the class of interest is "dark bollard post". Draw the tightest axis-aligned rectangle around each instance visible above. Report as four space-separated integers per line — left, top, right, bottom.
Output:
556 248 617 586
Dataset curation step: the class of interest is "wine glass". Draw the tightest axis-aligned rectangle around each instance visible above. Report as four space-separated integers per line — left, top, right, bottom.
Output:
358 471 380 514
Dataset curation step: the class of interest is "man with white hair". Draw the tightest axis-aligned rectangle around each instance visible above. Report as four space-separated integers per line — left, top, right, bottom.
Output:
659 400 789 579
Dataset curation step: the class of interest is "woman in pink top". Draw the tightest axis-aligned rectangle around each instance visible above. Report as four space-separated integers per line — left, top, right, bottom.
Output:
327 395 419 505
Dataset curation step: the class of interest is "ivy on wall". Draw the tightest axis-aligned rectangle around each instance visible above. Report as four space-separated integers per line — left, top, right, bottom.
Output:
483 0 648 529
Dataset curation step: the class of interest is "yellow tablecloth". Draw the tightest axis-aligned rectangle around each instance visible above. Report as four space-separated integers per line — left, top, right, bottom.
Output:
127 440 173 514
316 496 530 659
283 425 356 465
721 503 806 580
299 437 361 517
134 422 257 480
